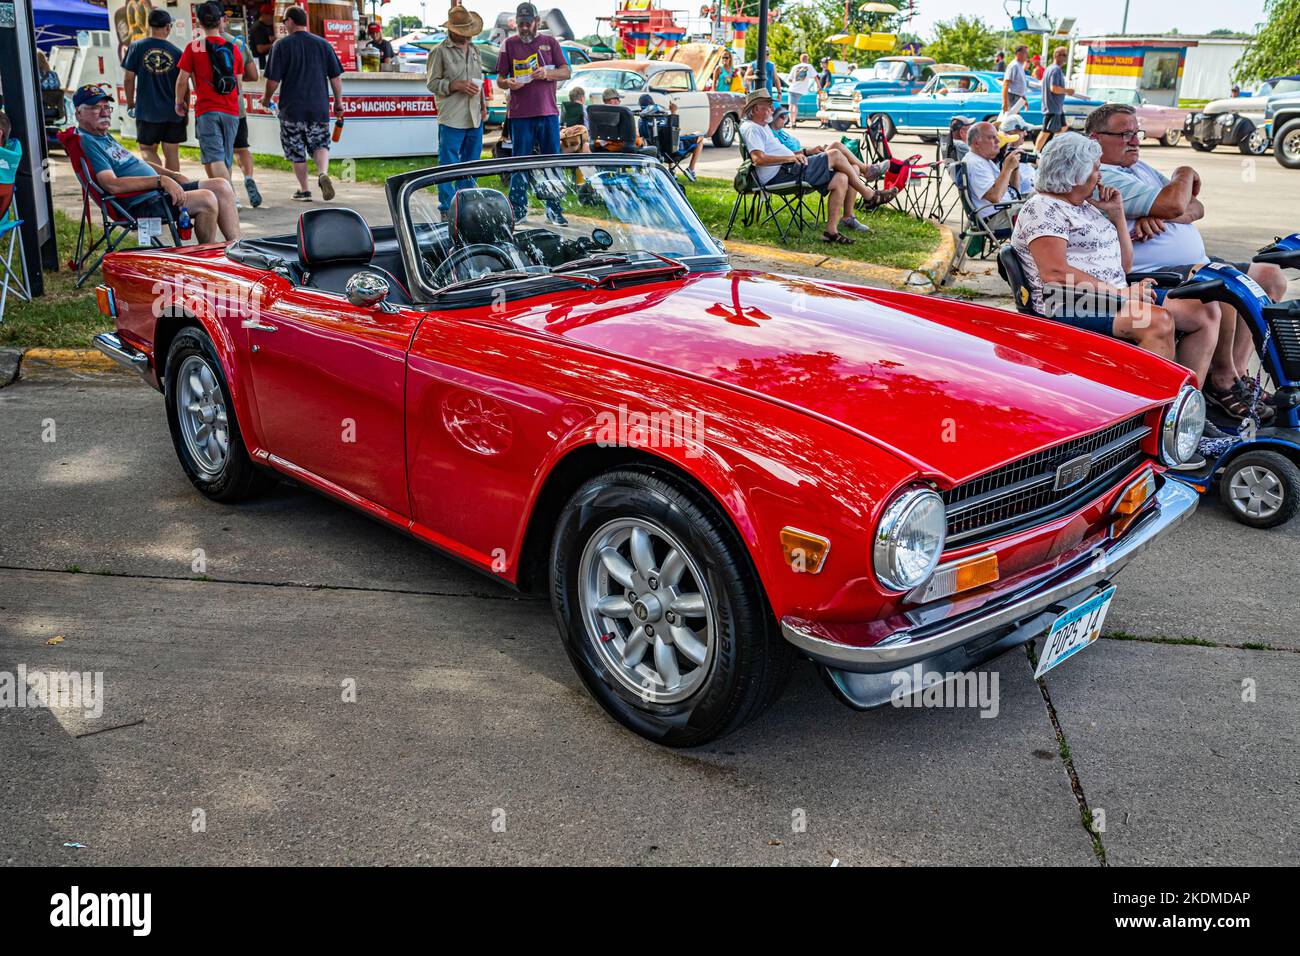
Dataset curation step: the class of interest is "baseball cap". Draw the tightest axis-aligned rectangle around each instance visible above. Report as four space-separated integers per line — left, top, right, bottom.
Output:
73 85 113 109
1000 113 1032 132
147 9 173 28
516 2 538 22
368 21 382 32
949 114 975 132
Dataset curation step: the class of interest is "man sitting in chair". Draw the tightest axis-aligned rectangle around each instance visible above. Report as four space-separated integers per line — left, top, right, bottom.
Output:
73 86 239 243
962 121 1027 232
636 94 703 182
740 89 886 244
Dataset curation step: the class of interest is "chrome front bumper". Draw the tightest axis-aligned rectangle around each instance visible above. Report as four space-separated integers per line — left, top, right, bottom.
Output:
782 479 1198 687
93 332 151 380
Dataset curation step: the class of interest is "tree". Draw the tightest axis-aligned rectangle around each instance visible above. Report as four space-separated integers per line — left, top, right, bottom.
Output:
1234 0 1300 84
922 15 999 70
385 15 425 36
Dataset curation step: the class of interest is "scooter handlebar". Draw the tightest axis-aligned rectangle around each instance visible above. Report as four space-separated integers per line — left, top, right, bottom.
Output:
1164 277 1228 302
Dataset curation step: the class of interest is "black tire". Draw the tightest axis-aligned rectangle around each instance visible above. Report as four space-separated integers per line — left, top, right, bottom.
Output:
164 326 276 502
549 467 794 747
711 113 738 148
1190 138 1215 152
1218 450 1300 529
830 120 852 133
1159 129 1182 147
1239 127 1270 156
1274 118 1300 169
870 113 896 140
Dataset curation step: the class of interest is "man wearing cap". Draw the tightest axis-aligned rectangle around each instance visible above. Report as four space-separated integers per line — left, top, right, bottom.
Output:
251 3 277 71
123 9 185 173
263 5 345 202
426 5 487 212
365 22 396 66
176 2 243 187
740 89 881 244
948 115 974 158
1036 45 1075 151
73 85 239 243
497 2 570 224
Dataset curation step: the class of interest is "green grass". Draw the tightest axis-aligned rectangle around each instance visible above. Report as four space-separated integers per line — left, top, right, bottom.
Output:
682 176 941 271
1178 99 1211 109
0 211 109 350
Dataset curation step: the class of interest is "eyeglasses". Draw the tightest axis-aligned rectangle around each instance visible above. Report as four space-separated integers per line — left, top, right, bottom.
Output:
1096 128 1146 142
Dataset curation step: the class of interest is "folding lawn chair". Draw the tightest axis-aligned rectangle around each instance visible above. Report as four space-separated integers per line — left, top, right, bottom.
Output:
950 160 1023 272
58 127 180 288
723 135 825 243
862 114 942 220
0 139 31 322
924 132 961 222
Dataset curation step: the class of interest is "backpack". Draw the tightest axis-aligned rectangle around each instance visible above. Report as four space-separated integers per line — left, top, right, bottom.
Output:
205 38 238 95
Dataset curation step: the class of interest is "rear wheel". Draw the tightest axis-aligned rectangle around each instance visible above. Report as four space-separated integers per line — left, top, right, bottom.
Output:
1274 118 1300 169
870 113 896 140
164 326 275 502
711 113 738 148
1219 451 1300 529
1159 128 1182 147
550 468 793 746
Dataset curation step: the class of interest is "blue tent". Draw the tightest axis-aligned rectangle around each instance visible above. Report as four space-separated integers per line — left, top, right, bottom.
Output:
34 0 110 52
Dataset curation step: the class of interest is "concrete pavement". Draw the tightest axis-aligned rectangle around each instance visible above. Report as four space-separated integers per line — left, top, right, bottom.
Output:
2 367 1297 865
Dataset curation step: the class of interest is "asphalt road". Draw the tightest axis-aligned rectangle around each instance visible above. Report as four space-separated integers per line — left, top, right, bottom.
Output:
2 361 1297 865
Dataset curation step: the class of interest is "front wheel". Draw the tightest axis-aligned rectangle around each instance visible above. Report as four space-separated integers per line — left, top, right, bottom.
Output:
1240 127 1270 155
164 326 275 502
1274 118 1300 169
711 113 737 148
1219 451 1300 529
830 120 852 132
1159 128 1182 147
869 114 896 140
549 468 793 746
1190 138 1215 152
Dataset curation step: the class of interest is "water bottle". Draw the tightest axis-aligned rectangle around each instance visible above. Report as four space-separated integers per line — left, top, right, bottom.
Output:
177 207 192 241
332 116 345 143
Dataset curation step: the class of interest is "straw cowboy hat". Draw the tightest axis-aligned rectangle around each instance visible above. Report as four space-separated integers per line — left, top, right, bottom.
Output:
743 88 773 116
442 6 483 38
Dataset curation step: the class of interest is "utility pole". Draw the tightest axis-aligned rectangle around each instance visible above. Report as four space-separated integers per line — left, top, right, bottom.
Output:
1122 0 1130 33
756 0 770 95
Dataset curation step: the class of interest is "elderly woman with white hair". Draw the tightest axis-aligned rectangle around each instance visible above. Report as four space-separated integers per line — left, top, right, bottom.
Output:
1011 133 1221 463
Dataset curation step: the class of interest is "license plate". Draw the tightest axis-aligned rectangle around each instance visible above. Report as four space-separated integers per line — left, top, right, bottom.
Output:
1034 585 1115 678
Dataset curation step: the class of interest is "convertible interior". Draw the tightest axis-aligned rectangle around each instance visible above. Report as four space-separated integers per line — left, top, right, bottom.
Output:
225 187 618 304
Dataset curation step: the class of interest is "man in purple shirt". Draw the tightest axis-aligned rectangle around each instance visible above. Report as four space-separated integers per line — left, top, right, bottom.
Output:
496 2 570 223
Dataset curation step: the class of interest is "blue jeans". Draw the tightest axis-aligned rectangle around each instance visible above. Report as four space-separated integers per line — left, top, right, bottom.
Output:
437 123 485 212
507 114 561 217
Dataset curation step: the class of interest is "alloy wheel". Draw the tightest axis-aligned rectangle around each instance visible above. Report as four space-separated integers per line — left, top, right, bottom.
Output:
1228 465 1283 519
176 354 229 478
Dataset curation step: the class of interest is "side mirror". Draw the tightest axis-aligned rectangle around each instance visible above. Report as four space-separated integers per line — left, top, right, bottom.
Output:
346 271 391 309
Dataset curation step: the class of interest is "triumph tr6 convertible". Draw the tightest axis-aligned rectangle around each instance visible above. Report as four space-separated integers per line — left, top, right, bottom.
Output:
92 153 1201 745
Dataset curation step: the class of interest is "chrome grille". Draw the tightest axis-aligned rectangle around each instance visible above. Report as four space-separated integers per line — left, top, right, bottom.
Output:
942 414 1150 545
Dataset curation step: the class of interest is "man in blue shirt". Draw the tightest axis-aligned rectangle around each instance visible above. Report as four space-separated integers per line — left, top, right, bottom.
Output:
73 86 239 243
122 9 185 172
1089 103 1287 420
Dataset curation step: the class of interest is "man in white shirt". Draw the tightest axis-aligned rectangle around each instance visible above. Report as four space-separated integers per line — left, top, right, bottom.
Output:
740 89 878 243
1089 102 1286 420
786 53 816 127
962 121 1025 231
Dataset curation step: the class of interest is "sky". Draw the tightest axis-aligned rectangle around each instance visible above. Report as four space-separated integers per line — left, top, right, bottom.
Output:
379 0 1272 41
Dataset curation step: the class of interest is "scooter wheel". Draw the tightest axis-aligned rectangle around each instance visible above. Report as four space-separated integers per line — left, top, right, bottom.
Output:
1219 450 1300 529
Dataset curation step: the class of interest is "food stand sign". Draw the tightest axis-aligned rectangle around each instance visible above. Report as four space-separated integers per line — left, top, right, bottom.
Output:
324 18 357 71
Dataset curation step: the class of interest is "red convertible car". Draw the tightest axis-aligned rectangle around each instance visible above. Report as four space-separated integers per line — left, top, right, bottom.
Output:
93 153 1202 746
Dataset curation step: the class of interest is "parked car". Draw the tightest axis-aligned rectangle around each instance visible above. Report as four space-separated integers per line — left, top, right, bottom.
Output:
1266 92 1300 168
1088 87 1192 146
816 55 937 131
852 71 1101 139
560 60 745 147
1184 76 1300 155
91 153 1201 745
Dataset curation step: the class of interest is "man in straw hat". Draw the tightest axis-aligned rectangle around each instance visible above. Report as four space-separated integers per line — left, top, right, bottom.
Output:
427 5 487 212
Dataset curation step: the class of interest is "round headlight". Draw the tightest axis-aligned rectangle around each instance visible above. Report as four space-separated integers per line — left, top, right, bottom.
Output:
1161 385 1206 466
873 488 947 592
852 91 862 103
818 90 827 104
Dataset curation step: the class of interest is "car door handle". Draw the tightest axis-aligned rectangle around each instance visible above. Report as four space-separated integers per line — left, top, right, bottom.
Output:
245 321 278 332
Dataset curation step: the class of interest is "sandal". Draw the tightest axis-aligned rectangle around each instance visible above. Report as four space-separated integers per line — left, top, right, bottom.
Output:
1232 377 1276 423
866 187 899 209
822 230 854 245
1204 382 1252 419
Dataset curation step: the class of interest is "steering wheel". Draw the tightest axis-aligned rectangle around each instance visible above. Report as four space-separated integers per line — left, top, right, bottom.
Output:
431 244 519 287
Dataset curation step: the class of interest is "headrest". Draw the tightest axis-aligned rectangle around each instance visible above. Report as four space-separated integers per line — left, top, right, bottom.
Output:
450 188 514 247
297 208 374 266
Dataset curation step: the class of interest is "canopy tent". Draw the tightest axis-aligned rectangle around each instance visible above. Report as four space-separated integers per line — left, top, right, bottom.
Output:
34 0 110 52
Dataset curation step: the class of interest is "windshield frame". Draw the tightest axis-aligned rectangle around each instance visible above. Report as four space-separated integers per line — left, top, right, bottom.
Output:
389 153 727 306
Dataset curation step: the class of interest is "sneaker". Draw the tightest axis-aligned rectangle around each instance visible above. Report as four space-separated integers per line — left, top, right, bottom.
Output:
682 168 697 183
1202 421 1232 440
841 217 871 234
245 178 263 208
318 174 335 201
545 208 569 226
292 190 312 202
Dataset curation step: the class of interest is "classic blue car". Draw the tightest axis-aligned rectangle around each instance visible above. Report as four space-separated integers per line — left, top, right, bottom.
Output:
815 56 937 131
854 70 1102 140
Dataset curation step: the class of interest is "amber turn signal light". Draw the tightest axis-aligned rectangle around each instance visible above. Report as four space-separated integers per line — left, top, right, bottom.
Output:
1115 470 1156 516
906 550 999 603
780 527 830 574
95 285 117 318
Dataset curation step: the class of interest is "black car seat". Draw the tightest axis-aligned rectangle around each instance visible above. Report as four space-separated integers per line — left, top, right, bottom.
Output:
297 207 412 305
446 188 530 276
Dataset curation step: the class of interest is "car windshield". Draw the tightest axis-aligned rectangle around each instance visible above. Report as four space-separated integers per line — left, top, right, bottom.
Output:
404 159 719 294
1270 78 1300 96
926 74 981 94
1095 88 1140 105
871 60 907 81
562 69 641 97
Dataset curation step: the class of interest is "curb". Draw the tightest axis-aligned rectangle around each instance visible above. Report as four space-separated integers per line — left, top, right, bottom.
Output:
22 348 120 371
723 220 957 293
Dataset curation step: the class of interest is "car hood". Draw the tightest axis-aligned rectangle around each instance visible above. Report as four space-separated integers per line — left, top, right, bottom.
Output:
504 271 1183 485
1202 96 1268 116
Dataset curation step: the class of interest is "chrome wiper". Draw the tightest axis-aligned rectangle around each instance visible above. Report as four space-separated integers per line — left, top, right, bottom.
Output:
551 254 631 274
433 270 535 295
